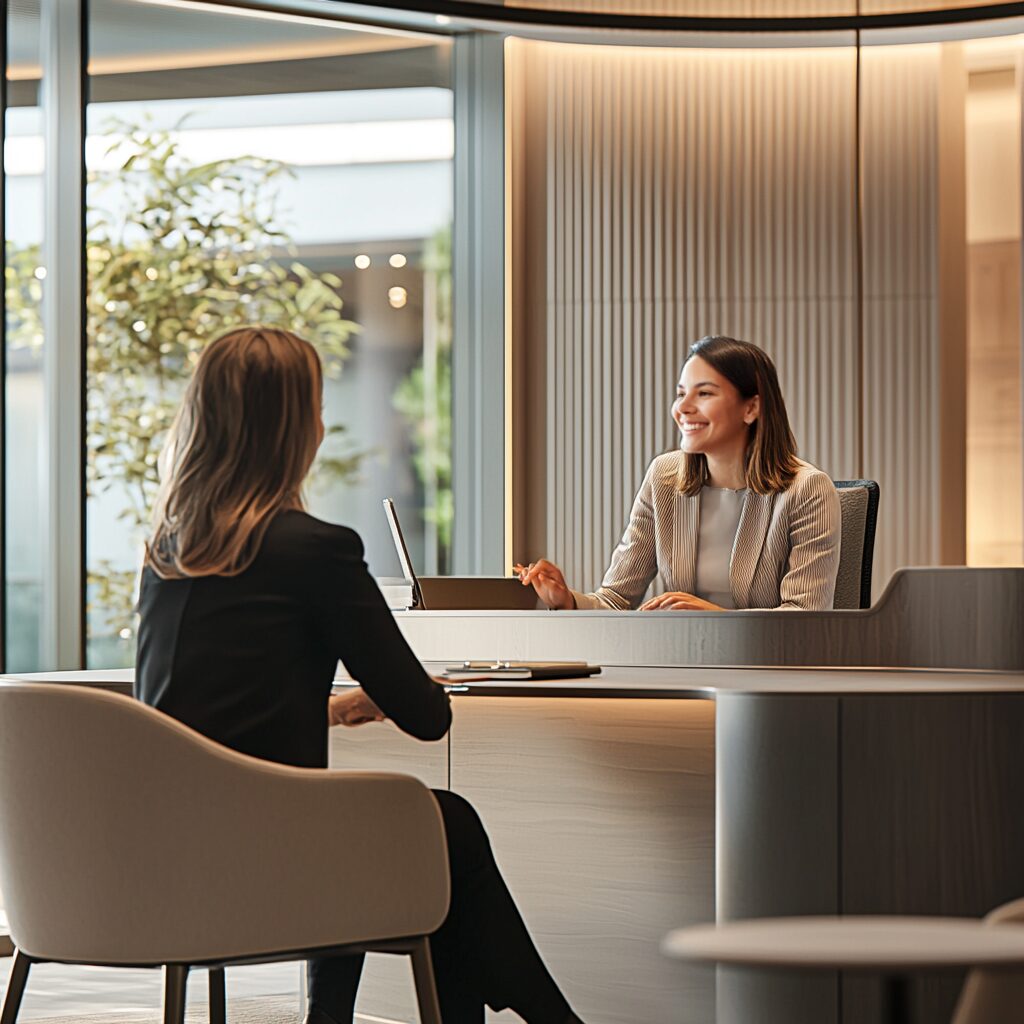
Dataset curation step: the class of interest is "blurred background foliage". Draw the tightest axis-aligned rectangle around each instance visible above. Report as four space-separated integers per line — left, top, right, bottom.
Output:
393 224 452 574
6 118 363 639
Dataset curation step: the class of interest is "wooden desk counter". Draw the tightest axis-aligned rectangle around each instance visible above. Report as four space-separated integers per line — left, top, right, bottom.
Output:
17 663 1024 697
395 567 1024 672
420 664 1024 696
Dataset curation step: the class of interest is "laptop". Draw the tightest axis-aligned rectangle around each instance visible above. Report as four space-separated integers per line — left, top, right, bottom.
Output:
383 498 424 609
382 498 540 611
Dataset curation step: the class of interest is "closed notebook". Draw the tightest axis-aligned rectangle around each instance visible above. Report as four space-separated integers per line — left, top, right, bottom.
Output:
442 661 602 681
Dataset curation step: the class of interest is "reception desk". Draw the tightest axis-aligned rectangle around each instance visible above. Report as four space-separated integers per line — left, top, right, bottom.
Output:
6 568 1024 1024
393 566 1024 672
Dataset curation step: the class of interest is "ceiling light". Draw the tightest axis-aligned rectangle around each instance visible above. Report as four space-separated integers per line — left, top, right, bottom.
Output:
389 253 407 268
388 286 407 309
355 254 371 269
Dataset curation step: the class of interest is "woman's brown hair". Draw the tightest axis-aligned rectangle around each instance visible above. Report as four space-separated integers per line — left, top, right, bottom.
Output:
676 335 800 496
146 326 323 578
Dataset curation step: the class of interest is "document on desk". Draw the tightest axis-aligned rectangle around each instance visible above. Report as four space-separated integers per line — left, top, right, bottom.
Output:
441 661 602 681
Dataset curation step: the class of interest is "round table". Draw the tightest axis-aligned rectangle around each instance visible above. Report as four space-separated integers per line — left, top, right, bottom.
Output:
663 917 1024 1024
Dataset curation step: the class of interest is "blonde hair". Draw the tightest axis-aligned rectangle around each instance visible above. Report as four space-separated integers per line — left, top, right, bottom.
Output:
676 336 800 496
146 326 323 578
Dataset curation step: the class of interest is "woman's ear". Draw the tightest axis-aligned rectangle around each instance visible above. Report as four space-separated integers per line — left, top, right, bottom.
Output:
743 395 761 425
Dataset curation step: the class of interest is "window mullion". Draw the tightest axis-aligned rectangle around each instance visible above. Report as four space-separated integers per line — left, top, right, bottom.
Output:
40 0 85 669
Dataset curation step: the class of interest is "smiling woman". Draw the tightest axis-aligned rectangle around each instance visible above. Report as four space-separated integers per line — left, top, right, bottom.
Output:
516 336 841 612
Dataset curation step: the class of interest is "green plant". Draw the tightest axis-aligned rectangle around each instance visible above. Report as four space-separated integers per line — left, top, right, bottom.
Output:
4 244 44 354
393 224 452 573
7 117 363 645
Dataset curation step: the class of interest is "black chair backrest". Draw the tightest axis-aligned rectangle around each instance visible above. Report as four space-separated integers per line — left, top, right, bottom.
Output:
833 479 880 609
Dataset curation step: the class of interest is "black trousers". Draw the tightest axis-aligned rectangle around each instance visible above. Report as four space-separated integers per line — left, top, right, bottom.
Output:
307 790 574 1024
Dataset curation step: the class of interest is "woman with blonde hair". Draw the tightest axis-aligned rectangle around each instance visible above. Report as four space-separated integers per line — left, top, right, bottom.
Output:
518 335 841 612
136 326 584 1024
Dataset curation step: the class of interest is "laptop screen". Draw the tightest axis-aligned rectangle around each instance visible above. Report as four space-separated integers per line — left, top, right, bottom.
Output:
382 498 424 609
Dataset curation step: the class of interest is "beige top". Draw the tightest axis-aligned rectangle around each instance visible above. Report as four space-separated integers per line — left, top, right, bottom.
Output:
571 451 841 611
695 486 747 609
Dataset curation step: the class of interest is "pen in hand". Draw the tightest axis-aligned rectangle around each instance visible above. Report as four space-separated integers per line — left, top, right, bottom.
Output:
513 560 576 610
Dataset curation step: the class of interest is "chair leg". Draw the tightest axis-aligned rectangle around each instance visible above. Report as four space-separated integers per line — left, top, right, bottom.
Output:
209 967 225 1024
0 950 32 1024
163 964 189 1024
410 937 442 1024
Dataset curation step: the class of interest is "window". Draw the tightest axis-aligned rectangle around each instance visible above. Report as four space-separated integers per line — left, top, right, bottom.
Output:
85 0 453 665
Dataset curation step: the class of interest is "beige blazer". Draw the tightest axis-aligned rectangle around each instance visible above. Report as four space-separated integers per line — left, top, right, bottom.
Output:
571 451 841 611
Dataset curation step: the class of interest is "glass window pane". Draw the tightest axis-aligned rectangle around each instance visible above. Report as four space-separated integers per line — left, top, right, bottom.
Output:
4 1 45 672
964 38 1023 566
85 0 453 666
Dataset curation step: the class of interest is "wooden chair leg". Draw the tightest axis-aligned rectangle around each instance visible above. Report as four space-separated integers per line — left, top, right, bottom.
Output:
163 964 189 1024
0 950 32 1024
410 937 443 1024
209 967 225 1024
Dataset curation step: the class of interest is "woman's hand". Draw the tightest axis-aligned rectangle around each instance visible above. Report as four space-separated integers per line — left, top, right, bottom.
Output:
514 559 576 610
328 688 385 727
639 592 725 612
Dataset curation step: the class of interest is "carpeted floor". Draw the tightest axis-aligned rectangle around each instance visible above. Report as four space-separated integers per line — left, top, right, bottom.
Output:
23 996 301 1023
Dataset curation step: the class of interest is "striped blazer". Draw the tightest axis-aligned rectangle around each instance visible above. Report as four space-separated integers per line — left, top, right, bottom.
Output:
571 451 841 611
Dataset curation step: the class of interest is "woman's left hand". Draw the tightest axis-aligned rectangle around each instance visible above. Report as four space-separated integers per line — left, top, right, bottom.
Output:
328 688 385 727
639 592 725 611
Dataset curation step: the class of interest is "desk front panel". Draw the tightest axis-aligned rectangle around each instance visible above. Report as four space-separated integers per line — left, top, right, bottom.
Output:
450 695 716 1024
328 722 448 1024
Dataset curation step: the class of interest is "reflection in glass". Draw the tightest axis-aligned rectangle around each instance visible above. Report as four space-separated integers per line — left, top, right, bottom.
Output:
85 0 453 665
4 2 46 671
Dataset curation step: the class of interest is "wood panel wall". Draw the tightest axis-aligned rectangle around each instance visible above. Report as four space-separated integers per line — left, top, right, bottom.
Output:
968 240 1023 565
501 0 1009 18
509 38 967 601
965 69 1023 568
503 0 853 13
860 44 954 584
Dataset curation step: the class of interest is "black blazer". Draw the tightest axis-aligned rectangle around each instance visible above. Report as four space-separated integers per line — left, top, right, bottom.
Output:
135 510 451 769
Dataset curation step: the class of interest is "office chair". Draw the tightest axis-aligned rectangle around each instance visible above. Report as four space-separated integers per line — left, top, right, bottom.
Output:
0 682 449 1024
833 479 880 609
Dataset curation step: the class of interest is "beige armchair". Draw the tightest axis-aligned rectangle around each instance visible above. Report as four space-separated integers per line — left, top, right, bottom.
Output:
951 897 1024 1024
0 681 449 1024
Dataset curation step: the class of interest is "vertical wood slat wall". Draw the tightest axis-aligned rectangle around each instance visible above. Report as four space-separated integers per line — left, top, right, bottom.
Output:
860 44 947 590
509 38 960 599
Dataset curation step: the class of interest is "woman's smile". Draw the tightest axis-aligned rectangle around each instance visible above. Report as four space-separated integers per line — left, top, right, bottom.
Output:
672 355 755 458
